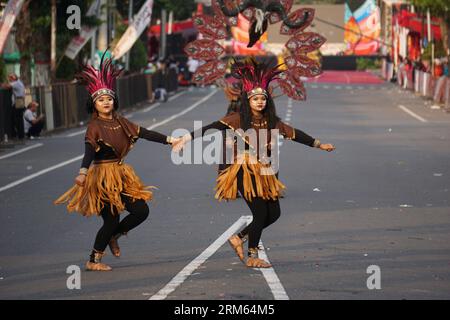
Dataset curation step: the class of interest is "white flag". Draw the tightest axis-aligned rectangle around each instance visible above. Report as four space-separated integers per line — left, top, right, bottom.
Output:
0 0 25 55
64 0 101 60
112 0 154 60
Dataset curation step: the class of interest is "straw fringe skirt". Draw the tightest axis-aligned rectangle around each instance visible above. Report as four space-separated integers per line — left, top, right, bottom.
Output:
54 162 154 217
215 155 285 202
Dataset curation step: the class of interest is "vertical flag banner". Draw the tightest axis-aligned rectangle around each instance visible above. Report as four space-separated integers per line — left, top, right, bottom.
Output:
64 0 101 60
0 0 25 55
112 0 154 59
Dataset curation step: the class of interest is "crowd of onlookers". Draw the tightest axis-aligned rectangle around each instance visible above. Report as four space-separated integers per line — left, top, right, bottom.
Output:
141 54 202 102
390 54 450 108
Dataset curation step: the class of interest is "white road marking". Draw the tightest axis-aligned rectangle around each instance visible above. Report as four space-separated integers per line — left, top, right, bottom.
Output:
149 215 252 300
257 241 289 300
0 89 217 193
0 155 83 193
168 91 187 102
280 99 293 148
150 215 289 300
0 143 43 160
146 89 217 130
141 102 161 113
66 129 86 137
398 105 428 123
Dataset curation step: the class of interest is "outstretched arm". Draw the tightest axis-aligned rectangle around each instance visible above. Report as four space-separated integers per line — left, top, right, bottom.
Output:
279 120 335 152
172 121 228 152
139 127 174 144
189 121 229 139
291 128 335 152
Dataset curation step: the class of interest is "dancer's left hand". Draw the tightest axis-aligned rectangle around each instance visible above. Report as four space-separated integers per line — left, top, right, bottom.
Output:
319 143 335 152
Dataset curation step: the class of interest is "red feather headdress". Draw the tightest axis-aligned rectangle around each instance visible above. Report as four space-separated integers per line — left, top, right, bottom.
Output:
76 51 122 102
231 57 284 98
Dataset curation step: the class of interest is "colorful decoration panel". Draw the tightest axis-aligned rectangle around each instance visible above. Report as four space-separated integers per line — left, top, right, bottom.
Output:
344 0 381 55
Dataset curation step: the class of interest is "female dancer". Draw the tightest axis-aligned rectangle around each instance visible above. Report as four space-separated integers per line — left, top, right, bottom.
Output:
173 59 335 268
55 55 177 271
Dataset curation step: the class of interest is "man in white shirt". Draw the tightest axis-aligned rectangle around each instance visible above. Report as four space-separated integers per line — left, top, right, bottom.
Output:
2 73 26 139
23 101 45 139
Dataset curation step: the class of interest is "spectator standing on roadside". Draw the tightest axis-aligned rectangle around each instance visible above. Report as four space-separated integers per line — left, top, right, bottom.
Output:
1 73 26 140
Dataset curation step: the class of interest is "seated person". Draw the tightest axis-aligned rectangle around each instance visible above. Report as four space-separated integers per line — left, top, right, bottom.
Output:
23 101 45 138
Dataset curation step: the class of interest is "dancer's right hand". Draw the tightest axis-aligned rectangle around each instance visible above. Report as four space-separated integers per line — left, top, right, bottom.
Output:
172 133 192 153
75 174 86 187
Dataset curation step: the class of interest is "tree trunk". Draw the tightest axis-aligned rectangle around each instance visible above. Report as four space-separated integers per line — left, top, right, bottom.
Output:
14 0 32 86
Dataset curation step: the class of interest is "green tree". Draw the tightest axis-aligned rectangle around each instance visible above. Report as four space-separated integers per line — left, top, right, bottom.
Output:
130 39 148 72
6 0 102 84
411 0 449 54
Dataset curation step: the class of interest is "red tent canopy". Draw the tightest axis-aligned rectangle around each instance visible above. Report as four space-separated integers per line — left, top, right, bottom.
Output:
397 10 442 40
149 19 195 35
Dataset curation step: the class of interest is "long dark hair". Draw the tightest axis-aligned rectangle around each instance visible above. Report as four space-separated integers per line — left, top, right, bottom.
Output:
240 92 280 130
86 94 120 114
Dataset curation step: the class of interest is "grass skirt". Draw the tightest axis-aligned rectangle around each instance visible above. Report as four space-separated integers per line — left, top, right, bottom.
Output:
54 162 153 217
215 154 285 202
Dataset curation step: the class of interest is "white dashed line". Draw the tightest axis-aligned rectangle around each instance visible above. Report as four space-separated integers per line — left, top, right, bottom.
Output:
0 143 44 160
398 105 428 123
149 215 252 300
257 241 289 300
149 215 289 300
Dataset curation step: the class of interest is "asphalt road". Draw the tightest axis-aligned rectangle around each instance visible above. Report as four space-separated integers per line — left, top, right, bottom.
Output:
1 77 449 300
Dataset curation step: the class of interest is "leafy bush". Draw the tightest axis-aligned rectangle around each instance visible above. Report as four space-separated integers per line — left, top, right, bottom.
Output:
130 39 148 72
356 58 381 70
421 41 446 61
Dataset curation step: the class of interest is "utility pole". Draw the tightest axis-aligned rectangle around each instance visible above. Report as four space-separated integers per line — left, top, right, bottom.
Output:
50 0 56 81
125 0 133 71
160 9 167 59
98 0 108 53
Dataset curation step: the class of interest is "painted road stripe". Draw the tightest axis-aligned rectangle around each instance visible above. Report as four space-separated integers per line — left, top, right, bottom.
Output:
0 155 83 193
149 215 252 300
168 91 187 102
257 241 289 300
149 216 289 300
146 89 217 130
398 105 428 123
150 215 289 300
0 143 43 160
66 129 86 138
0 89 217 193
141 102 161 113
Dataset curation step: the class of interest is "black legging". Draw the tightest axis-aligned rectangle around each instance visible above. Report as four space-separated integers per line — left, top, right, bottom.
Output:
236 169 281 250
93 195 149 252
